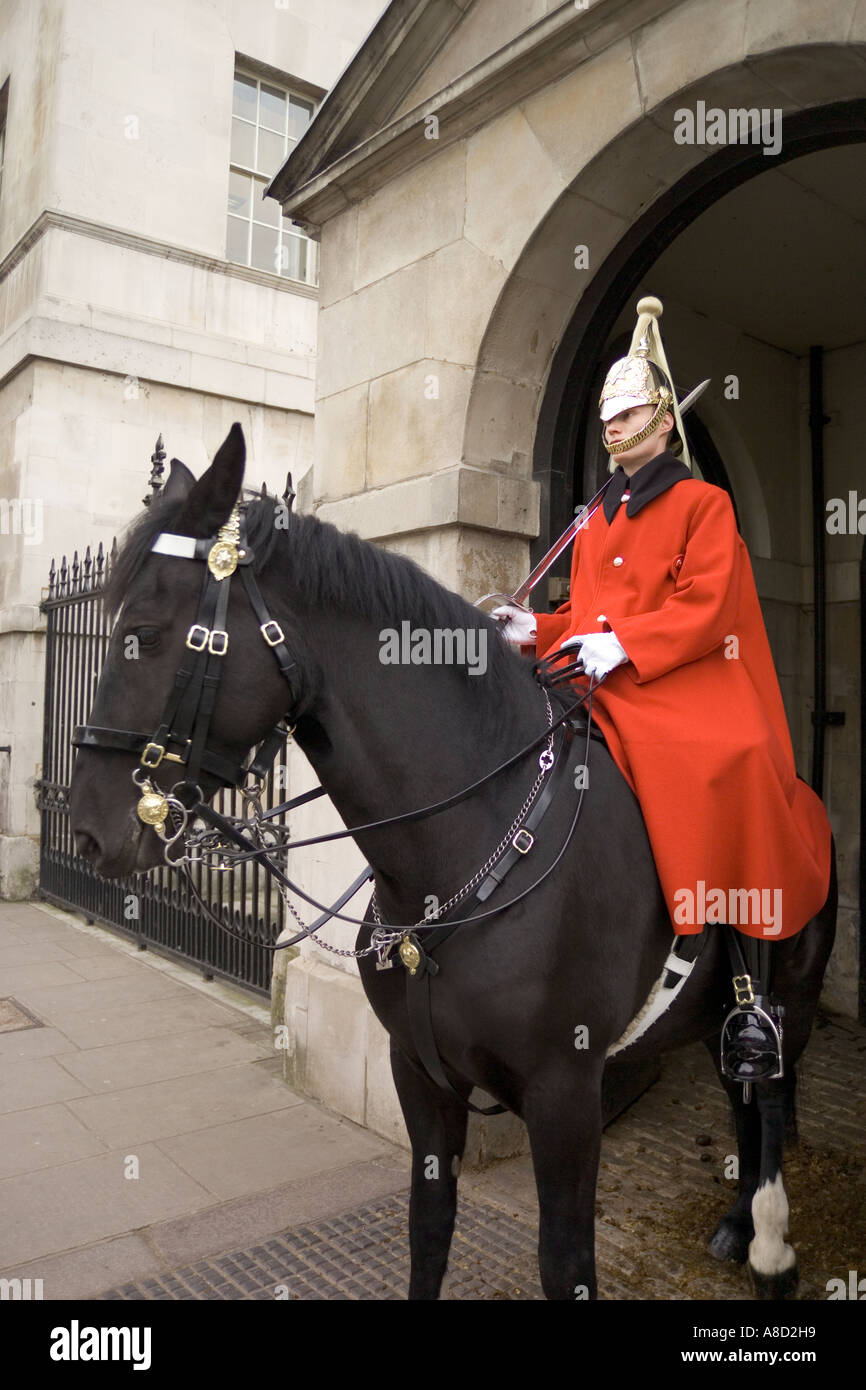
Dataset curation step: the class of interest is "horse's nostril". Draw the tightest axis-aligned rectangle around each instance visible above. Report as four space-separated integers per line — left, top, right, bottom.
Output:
73 830 101 862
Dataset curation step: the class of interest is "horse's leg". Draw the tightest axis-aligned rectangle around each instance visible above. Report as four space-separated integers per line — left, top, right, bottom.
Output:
389 1039 469 1301
746 1076 799 1298
704 1039 763 1262
523 1066 603 1300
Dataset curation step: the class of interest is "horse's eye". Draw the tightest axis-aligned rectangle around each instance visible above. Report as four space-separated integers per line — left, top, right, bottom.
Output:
135 627 161 649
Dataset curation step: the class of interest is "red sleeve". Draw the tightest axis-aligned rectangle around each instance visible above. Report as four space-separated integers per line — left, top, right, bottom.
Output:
612 488 742 684
534 603 571 655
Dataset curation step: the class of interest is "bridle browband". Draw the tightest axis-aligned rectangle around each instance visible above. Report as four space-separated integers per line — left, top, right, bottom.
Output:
73 496 300 830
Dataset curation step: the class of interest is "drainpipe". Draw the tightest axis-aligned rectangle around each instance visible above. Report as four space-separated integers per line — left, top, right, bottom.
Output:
860 536 866 1023
808 347 843 796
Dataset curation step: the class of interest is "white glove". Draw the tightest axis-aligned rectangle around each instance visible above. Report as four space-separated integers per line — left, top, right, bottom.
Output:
492 604 537 646
561 631 628 678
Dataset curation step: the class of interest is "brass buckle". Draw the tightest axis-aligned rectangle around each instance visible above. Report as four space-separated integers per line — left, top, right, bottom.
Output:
163 738 190 766
260 620 285 648
141 742 165 768
513 828 534 854
186 624 209 651
208 629 229 655
733 973 755 1006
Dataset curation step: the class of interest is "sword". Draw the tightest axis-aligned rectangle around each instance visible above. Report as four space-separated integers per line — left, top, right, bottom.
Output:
475 379 710 614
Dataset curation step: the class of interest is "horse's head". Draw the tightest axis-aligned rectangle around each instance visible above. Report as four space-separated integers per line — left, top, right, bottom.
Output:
69 424 301 877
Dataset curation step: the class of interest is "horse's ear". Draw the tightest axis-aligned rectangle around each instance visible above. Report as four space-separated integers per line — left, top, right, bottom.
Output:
161 458 196 502
172 423 246 538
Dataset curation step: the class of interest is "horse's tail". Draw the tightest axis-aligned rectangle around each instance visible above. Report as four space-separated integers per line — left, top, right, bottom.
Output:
784 831 838 1147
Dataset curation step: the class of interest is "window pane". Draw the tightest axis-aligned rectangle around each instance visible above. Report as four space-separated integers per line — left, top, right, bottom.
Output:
231 117 256 169
260 83 287 133
252 177 279 227
232 74 257 121
228 170 252 219
289 97 314 141
257 126 286 177
279 232 308 282
226 215 249 265
251 222 280 274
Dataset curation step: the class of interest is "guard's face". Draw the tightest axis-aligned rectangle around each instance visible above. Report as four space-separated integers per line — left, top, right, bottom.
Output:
603 405 674 471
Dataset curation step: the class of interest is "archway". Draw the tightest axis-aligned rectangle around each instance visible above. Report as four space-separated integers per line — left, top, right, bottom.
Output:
461 63 866 1021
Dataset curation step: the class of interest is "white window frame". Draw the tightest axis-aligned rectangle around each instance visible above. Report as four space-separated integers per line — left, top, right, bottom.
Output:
227 67 317 285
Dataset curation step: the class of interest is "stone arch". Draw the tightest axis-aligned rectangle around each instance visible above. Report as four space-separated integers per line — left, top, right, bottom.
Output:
461 43 866 560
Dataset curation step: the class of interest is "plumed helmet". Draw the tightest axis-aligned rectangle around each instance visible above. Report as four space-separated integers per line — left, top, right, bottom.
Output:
598 297 691 469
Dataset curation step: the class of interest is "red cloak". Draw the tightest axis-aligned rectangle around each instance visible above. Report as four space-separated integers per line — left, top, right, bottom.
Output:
533 458 832 941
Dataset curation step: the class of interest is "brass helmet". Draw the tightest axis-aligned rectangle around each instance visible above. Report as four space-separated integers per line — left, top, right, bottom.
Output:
599 296 691 469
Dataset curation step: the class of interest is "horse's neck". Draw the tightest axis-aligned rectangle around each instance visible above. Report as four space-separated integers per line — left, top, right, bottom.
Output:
291 614 546 903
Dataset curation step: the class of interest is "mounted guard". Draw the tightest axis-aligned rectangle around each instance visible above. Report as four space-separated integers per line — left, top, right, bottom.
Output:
495 296 833 1086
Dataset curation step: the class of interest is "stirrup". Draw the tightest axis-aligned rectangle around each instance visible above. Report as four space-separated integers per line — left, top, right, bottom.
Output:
720 992 784 1088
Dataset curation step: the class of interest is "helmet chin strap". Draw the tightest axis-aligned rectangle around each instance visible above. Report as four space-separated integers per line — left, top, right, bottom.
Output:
604 391 672 457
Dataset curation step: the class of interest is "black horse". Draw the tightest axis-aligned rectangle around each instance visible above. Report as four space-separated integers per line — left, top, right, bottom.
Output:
69 425 837 1300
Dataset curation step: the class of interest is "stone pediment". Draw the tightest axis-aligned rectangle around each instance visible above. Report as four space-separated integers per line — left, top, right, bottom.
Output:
266 0 478 218
266 0 681 231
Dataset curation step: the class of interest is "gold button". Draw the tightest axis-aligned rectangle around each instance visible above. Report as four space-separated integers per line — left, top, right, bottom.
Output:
613 556 624 567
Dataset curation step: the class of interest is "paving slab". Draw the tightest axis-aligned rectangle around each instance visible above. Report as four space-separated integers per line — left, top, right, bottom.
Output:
0 1055 92 1114
0 961 89 994
57 1026 272 1093
12 970 187 1023
65 1062 305 1148
0 1103 108 1179
1 1235 164 1302
59 954 151 982
0 941 85 967
47 992 245 1050
0 1145 215 1267
156 1104 394 1202
0 1024 76 1062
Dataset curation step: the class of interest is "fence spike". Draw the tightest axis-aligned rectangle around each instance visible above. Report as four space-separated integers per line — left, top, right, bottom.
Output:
144 433 167 507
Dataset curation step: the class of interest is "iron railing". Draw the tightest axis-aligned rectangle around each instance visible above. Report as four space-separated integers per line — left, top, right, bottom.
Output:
37 542 293 996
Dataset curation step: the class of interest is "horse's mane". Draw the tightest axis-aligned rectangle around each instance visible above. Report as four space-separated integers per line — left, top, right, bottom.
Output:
104 493 530 702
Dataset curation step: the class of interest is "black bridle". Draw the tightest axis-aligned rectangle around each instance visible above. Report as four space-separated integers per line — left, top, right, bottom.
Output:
73 497 300 819
72 491 602 944
72 490 607 1116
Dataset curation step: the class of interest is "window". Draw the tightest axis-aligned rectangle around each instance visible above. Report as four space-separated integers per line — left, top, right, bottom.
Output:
227 70 317 284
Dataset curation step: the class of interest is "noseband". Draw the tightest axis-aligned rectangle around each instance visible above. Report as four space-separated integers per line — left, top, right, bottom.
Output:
72 496 299 837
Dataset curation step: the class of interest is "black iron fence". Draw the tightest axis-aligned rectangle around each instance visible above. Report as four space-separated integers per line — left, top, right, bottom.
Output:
37 542 292 996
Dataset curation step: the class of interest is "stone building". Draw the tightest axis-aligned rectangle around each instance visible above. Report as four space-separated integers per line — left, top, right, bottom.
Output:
267 0 866 1146
0 0 387 894
1 0 862 1157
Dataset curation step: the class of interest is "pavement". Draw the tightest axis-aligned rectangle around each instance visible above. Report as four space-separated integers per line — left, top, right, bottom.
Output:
0 899 409 1300
1 897 864 1302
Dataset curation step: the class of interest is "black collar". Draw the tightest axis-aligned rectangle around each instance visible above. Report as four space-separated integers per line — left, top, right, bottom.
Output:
602 450 693 524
